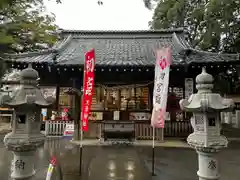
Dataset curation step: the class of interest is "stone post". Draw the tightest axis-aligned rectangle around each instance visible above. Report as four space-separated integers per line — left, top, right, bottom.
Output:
0 64 55 179
11 151 36 179
196 150 220 180
235 110 240 128
179 68 234 180
225 112 232 124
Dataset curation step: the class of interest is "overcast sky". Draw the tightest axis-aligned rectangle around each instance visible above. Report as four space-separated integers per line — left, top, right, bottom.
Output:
43 0 153 30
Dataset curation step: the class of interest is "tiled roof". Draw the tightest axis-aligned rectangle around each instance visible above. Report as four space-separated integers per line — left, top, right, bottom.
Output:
3 29 239 67
185 49 239 63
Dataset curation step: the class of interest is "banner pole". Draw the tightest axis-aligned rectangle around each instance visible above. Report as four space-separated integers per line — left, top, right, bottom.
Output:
79 49 95 176
79 122 83 176
79 91 83 176
151 126 155 176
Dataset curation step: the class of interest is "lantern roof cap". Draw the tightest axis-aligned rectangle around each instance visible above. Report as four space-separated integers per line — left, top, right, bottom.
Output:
179 68 234 112
20 64 39 81
196 67 214 85
0 66 55 107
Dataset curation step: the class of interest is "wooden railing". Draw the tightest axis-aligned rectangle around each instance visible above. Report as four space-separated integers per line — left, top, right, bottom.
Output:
44 120 192 139
44 120 101 138
45 120 73 136
134 120 192 140
134 121 163 140
164 121 193 137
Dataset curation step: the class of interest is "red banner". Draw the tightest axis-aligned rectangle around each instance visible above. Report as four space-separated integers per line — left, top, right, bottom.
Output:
81 49 96 132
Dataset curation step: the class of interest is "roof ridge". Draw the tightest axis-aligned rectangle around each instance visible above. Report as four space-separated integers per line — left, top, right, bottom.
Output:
171 33 239 60
4 35 72 58
61 28 184 34
4 49 55 58
70 35 173 39
189 48 239 57
171 33 194 57
171 32 238 57
172 33 188 50
53 35 72 52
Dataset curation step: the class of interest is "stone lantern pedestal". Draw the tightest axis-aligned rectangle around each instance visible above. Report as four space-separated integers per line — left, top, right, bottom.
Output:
179 68 234 180
11 151 36 179
0 64 55 179
196 150 219 180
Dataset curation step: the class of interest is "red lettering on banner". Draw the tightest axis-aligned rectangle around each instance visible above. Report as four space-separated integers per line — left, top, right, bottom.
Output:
85 77 94 95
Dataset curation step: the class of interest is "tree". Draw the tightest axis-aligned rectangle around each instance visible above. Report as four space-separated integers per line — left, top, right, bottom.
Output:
0 0 59 84
147 0 240 53
0 0 59 54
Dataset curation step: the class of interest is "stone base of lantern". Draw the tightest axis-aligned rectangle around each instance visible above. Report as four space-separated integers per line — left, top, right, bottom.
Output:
11 151 36 179
196 150 220 180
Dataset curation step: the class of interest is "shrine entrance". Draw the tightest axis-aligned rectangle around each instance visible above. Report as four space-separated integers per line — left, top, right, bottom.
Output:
102 120 135 143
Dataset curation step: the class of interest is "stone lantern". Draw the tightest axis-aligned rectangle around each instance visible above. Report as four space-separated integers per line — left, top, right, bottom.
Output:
0 64 55 179
179 68 234 180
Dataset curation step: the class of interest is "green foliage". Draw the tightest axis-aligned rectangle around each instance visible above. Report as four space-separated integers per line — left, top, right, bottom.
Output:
148 0 240 53
0 0 60 84
213 73 231 96
0 0 58 54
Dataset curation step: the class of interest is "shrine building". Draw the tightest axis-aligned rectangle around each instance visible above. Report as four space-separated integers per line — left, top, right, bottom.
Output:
2 28 239 140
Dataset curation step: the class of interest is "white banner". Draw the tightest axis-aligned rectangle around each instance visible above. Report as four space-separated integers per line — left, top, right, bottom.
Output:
184 78 194 99
151 47 172 128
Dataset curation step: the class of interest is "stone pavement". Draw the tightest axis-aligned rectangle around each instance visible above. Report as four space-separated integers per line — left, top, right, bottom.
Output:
0 123 11 135
87 146 151 180
71 139 190 148
0 137 98 180
0 135 240 180
137 145 240 180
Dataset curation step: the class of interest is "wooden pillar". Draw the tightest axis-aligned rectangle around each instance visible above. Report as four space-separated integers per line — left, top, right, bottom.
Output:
134 86 136 109
117 89 121 110
148 83 153 110
74 89 81 140
105 90 110 110
71 78 82 140
72 79 76 119
53 53 60 111
183 66 187 121
55 85 60 110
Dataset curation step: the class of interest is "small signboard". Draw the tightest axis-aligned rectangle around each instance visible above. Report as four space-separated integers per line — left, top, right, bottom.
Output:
63 123 74 138
42 109 47 116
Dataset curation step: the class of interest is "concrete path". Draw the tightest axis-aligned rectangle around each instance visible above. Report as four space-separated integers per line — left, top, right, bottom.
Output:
88 147 150 180
71 139 190 148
